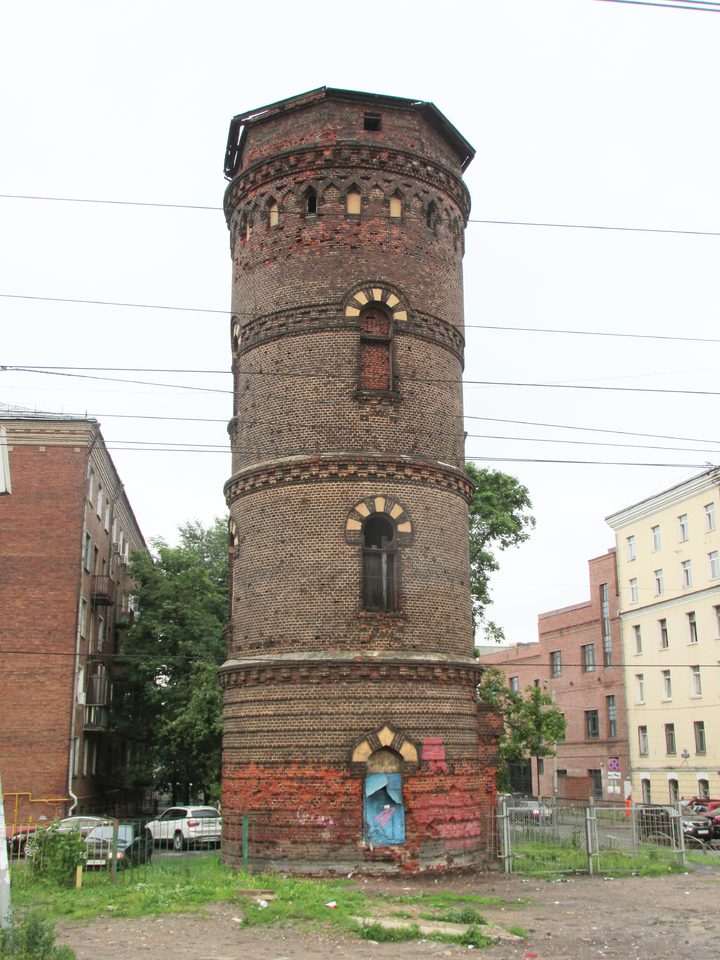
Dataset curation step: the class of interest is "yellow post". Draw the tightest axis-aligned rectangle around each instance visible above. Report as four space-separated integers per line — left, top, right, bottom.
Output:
75 865 83 889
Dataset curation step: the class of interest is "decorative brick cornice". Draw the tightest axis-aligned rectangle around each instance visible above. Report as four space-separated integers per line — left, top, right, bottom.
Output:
224 453 474 505
224 142 471 222
232 305 465 365
219 651 483 690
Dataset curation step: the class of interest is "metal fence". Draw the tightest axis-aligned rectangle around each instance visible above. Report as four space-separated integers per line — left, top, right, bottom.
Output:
5 814 255 884
498 797 695 875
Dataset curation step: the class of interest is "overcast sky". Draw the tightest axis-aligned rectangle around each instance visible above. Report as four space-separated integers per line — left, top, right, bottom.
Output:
2 0 719 645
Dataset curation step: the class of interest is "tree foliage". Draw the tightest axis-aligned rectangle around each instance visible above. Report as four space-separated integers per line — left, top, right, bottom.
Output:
466 463 535 642
112 517 229 805
478 666 566 791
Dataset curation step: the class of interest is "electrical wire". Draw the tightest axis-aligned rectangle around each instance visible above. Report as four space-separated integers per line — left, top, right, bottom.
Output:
589 0 720 10
7 365 720 399
4 296 720 346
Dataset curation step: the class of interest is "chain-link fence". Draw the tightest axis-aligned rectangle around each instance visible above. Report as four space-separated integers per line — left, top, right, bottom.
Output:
498 797 696 875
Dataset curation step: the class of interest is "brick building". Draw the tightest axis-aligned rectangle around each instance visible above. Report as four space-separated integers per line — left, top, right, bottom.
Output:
0 413 145 824
220 87 501 873
481 549 630 801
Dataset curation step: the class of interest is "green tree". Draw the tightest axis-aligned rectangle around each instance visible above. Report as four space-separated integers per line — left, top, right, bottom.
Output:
111 518 229 806
478 666 566 792
466 463 535 643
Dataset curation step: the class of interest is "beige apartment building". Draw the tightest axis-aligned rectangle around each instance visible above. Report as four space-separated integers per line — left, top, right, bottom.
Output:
607 468 720 806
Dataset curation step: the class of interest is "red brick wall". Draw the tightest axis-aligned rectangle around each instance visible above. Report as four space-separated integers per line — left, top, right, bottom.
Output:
481 550 630 800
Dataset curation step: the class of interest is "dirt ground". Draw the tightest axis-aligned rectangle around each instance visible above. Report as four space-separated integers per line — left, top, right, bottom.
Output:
57 860 720 960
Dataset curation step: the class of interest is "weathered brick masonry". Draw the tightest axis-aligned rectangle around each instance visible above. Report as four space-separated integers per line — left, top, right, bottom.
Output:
221 87 499 872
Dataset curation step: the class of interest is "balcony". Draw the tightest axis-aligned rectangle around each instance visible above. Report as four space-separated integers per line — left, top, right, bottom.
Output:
91 575 115 606
84 704 109 730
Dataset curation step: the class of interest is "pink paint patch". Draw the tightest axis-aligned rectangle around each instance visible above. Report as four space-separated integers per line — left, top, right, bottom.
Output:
422 737 446 761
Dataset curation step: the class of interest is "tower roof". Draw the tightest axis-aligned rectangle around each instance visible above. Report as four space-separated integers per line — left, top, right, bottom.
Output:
224 86 475 180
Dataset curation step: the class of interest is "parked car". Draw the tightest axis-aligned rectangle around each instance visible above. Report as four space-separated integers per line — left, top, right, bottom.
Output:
58 816 110 837
639 805 715 847
681 812 715 847
145 806 222 851
84 823 153 869
509 799 553 825
5 823 37 858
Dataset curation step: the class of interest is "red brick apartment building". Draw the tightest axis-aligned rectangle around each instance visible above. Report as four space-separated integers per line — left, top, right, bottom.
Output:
0 413 145 824
481 549 630 801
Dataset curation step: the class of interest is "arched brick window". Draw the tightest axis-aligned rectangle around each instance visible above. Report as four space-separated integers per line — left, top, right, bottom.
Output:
359 305 393 392
363 514 396 611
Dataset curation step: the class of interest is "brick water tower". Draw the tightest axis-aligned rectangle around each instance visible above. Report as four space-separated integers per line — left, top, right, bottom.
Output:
220 87 499 873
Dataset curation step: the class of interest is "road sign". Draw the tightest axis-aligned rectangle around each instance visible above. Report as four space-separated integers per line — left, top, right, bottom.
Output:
608 757 621 779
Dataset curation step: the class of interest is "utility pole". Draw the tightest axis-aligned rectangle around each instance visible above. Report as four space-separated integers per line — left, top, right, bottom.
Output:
0 767 13 938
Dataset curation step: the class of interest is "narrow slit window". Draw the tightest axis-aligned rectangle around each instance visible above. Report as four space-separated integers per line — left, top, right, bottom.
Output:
359 306 393 392
268 200 279 228
306 189 317 215
363 515 396 612
347 188 362 215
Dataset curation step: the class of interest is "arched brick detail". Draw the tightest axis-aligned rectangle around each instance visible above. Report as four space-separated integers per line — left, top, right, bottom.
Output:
345 495 413 546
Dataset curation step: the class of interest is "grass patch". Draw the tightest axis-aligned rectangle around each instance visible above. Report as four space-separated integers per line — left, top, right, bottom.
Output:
356 922 422 942
507 923 529 938
452 926 494 949
419 907 488 925
509 840 686 877
388 891 506 906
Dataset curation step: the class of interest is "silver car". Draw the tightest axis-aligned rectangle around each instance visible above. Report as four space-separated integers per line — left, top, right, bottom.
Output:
145 806 222 851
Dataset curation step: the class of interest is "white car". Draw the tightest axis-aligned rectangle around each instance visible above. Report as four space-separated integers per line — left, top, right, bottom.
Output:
145 806 222 851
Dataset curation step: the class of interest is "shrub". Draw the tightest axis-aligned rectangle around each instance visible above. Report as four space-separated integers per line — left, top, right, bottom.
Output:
0 914 76 959
28 825 86 886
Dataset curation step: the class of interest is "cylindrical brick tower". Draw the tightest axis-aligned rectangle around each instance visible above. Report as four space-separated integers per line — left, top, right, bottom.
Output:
220 87 499 873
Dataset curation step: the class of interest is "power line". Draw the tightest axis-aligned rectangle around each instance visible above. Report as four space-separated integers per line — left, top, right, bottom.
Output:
4 296 720 347
3 193 720 238
589 0 720 10
7 365 720 399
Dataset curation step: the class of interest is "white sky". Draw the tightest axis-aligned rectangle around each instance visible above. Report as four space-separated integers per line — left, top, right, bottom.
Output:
2 0 719 645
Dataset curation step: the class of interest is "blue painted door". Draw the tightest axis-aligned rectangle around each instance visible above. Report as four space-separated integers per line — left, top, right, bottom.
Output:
363 773 405 845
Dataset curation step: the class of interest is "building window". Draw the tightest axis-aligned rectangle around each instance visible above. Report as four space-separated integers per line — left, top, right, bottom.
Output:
652 525 661 551
627 536 636 561
682 560 692 589
688 611 698 644
537 758 544 775
698 778 710 799
706 503 716 532
715 606 720 637
97 615 106 652
557 713 566 741
363 113 382 132
659 618 669 649
305 188 317 215
600 583 612 666
654 569 664 596
633 624 642 654
268 199 279 228
679 514 689 542
362 515 396 612
104 500 110 532
346 187 362 215
426 201 437 231
84 534 92 572
585 710 600 739
662 669 672 700
97 485 103 519
509 676 520 692
638 726 649 756
694 721 707 755
665 723 676 755
710 551 720 580
636 673 645 703
80 599 88 639
581 643 596 673
389 194 402 218
87 469 94 504
557 769 567 778
669 778 679 804
607 695 617 738
588 769 603 798
550 650 562 678
642 778 651 804
359 305 393 393
691 665 702 697
629 578 639 604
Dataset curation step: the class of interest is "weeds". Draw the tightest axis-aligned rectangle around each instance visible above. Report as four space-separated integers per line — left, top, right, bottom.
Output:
0 914 76 959
507 923 529 938
356 922 421 942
